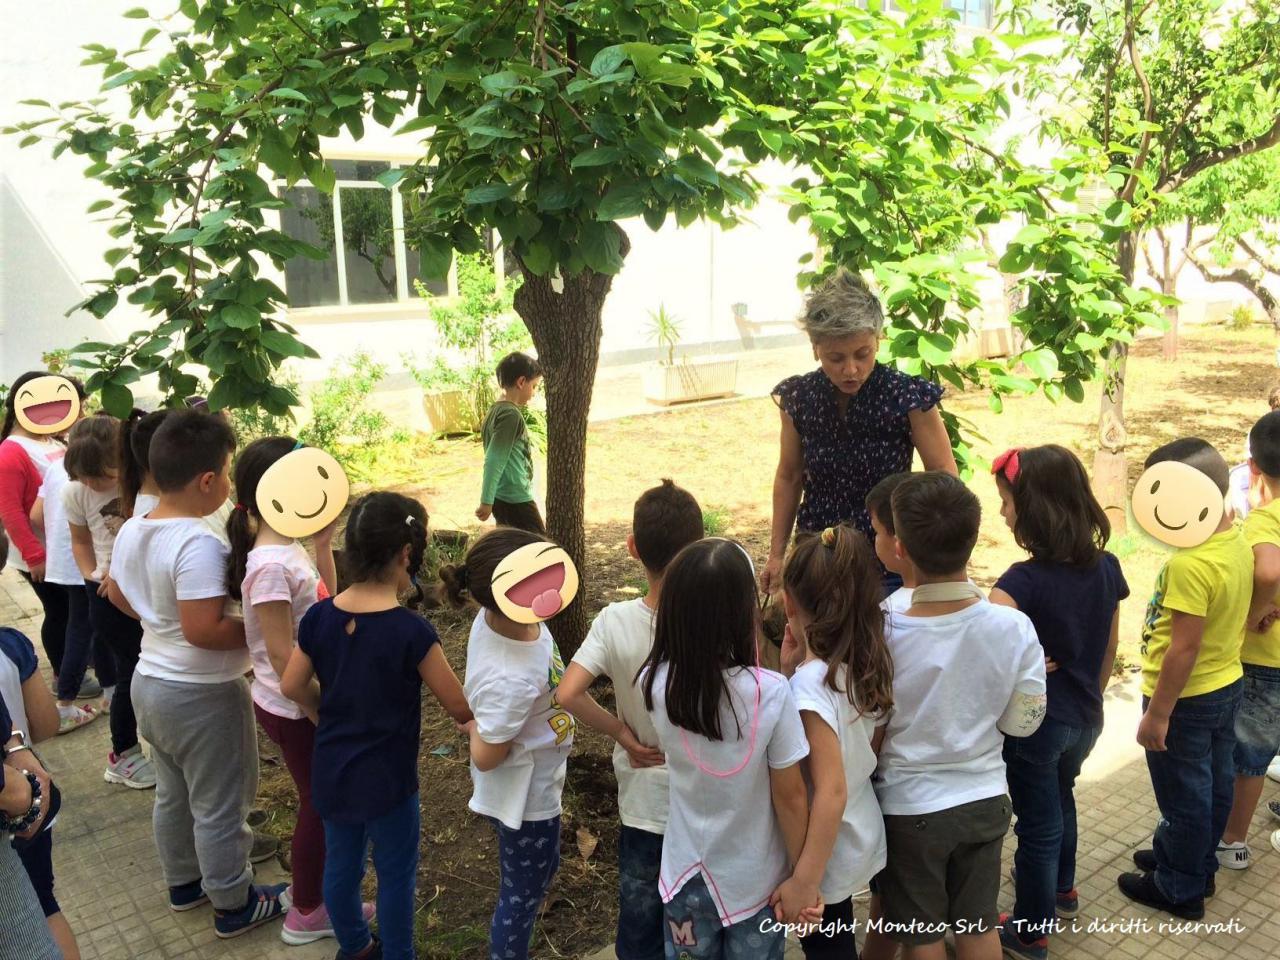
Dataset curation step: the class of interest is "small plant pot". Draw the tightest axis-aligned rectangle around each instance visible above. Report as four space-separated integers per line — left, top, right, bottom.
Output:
422 389 476 435
642 357 740 406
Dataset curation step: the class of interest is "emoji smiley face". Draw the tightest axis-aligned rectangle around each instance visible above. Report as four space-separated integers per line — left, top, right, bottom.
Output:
255 447 349 539
13 375 80 435
1131 461 1224 549
491 542 580 624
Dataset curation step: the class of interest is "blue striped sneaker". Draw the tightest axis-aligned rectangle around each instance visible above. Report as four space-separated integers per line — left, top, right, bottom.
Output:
214 883 291 939
168 879 209 912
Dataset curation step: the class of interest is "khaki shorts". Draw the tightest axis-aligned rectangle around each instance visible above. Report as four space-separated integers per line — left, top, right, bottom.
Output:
873 795 1012 945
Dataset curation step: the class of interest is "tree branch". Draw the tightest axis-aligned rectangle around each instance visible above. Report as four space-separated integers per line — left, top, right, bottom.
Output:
1159 111 1280 194
1187 244 1280 330
1119 0 1154 204
1239 234 1280 276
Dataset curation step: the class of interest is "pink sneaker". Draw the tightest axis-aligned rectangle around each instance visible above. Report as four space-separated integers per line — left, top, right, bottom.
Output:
280 901 374 946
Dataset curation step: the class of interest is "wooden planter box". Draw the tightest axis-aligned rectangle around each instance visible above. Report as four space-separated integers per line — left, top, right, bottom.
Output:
422 389 476 435
643 357 740 406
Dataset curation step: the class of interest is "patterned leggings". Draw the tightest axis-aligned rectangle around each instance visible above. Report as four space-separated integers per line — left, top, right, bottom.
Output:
488 816 561 960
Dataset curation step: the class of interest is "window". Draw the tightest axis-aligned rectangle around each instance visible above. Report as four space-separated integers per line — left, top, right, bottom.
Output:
877 1 992 29
277 160 450 309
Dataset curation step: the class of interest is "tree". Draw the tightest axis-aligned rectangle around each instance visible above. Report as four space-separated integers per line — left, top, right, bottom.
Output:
9 0 1161 651
1047 0 1280 529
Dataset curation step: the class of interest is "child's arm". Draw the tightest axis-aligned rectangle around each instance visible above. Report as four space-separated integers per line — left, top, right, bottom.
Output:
419 644 473 725
469 730 514 771
69 522 98 581
28 497 45 540
106 578 140 620
467 678 540 772
21 669 59 744
178 597 246 650
1138 611 1204 751
280 646 320 713
313 522 338 596
1099 607 1121 695
998 619 1048 737
558 663 664 768
769 762 810 870
478 407 521 516
257 600 318 721
773 712 844 923
1247 542 1280 632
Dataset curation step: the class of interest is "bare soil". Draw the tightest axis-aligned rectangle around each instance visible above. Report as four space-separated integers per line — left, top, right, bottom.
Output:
255 325 1277 959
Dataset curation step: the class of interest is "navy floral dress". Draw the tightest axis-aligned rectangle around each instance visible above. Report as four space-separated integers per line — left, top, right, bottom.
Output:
773 363 944 546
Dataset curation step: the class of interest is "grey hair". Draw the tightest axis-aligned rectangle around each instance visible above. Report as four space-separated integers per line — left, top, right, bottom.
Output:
800 269 884 342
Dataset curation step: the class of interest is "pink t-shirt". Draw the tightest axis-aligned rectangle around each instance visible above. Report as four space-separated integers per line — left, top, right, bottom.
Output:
242 542 328 720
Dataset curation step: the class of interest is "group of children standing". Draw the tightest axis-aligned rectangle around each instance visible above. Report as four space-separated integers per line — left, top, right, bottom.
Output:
2 356 1278 960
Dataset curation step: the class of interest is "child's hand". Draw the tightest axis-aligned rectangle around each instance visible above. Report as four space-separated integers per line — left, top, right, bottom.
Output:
617 724 665 768
97 576 112 598
456 719 477 737
475 504 493 522
1136 707 1169 752
1248 604 1279 633
780 623 805 678
313 519 338 547
770 875 822 925
1044 655 1060 674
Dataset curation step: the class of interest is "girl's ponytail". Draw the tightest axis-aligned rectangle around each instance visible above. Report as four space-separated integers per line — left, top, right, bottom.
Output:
783 525 894 718
119 408 169 517
343 492 430 590
438 526 546 611
226 436 297 601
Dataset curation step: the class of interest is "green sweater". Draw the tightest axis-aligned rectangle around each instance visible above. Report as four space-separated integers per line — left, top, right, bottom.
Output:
480 401 535 505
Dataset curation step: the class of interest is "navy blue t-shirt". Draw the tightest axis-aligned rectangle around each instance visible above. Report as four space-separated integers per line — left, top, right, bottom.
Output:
298 600 438 823
995 552 1129 729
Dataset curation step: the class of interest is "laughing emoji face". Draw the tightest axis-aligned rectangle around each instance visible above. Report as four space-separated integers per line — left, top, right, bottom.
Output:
13 375 80 435
491 542 580 624
255 447 350 539
1131 460 1224 549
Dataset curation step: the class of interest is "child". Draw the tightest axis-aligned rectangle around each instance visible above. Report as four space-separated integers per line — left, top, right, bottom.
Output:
776 525 893 960
558 479 704 960
1120 438 1250 919
988 446 1129 958
476 352 544 534
119 408 168 519
865 472 916 614
282 492 471 960
875 472 1045 960
639 537 813 959
1216 413 1280 869
108 410 289 937
62 414 156 787
226 437 370 946
442 526 575 960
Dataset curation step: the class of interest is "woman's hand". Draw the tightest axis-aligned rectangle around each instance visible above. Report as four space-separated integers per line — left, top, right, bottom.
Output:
759 554 783 597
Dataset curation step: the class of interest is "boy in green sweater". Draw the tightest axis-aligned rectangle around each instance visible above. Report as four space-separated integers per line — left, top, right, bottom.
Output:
476 352 545 534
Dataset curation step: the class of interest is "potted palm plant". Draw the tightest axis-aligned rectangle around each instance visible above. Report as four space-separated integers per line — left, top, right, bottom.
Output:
641 305 739 405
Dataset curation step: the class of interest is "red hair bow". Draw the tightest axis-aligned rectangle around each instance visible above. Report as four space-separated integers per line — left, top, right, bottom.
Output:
992 448 1022 484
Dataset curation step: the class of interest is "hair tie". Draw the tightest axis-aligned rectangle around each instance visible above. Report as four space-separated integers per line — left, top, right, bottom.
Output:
405 515 416 526
820 527 837 547
992 448 1022 484
292 439 305 451
234 502 247 512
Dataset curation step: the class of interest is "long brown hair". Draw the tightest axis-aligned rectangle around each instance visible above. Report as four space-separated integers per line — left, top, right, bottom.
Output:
119 408 169 517
782 525 893 717
225 436 297 601
998 444 1109 566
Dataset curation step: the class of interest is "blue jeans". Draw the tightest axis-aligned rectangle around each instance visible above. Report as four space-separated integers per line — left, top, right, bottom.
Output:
617 826 665 960
488 816 561 960
323 792 420 960
1143 680 1243 904
663 874 783 960
1003 718 1099 941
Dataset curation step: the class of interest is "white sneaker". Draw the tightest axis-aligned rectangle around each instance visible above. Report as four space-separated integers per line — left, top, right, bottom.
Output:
1271 830 1280 855
1268 756 1280 783
1216 840 1250 870
104 745 157 789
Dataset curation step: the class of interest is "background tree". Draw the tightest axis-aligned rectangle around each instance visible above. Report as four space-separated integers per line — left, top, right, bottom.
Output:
1047 0 1280 529
10 0 1163 651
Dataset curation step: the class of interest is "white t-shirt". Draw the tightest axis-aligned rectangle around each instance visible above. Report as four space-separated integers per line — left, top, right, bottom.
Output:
111 515 249 684
243 542 327 720
61 481 126 581
790 660 887 903
37 462 81 586
2 436 62 572
646 663 809 925
464 613 576 830
570 598 667 833
881 586 913 618
875 600 1045 816
133 494 232 546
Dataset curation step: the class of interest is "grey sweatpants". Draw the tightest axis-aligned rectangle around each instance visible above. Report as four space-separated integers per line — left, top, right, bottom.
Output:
133 673 257 910
0 833 61 959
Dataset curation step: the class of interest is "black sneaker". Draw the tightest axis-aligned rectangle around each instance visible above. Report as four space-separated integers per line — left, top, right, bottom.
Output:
336 934 383 959
1117 871 1204 920
1131 850 1214 897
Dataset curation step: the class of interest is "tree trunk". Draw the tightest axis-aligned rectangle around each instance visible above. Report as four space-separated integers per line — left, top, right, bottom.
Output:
1093 231 1138 534
512 225 631 657
1160 231 1179 361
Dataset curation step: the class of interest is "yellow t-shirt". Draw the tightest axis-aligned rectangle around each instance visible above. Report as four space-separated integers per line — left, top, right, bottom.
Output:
1140 525 1250 698
1243 500 1280 668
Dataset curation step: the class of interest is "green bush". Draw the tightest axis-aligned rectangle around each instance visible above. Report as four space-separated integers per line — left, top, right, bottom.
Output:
299 352 391 456
1226 304 1257 330
702 505 731 536
405 253 530 434
231 372 299 445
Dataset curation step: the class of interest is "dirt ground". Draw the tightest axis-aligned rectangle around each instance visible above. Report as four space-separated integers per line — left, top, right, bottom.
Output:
256 324 1278 959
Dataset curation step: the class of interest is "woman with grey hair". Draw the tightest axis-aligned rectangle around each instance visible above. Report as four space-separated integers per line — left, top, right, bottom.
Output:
760 269 957 595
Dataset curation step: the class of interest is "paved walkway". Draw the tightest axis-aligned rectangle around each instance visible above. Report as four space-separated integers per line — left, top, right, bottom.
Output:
4 567 1279 960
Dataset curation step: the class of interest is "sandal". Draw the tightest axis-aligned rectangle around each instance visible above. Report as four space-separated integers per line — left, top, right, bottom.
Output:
58 703 99 735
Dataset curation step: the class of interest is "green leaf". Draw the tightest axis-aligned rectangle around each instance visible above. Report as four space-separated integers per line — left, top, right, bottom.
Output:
206 376 240 412
123 7 149 18
160 227 200 244
101 382 135 417
917 333 954 366
368 37 413 55
418 235 453 280
465 183 514 204
87 199 113 213
260 329 315 359
580 221 623 275
755 28 790 42
597 182 648 221
591 46 627 76
1021 348 1059 380
1012 224 1049 247
1063 377 1085 403
219 303 260 330
270 88 311 102
572 146 625 169
376 168 408 189
311 162 336 194
85 290 118 319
